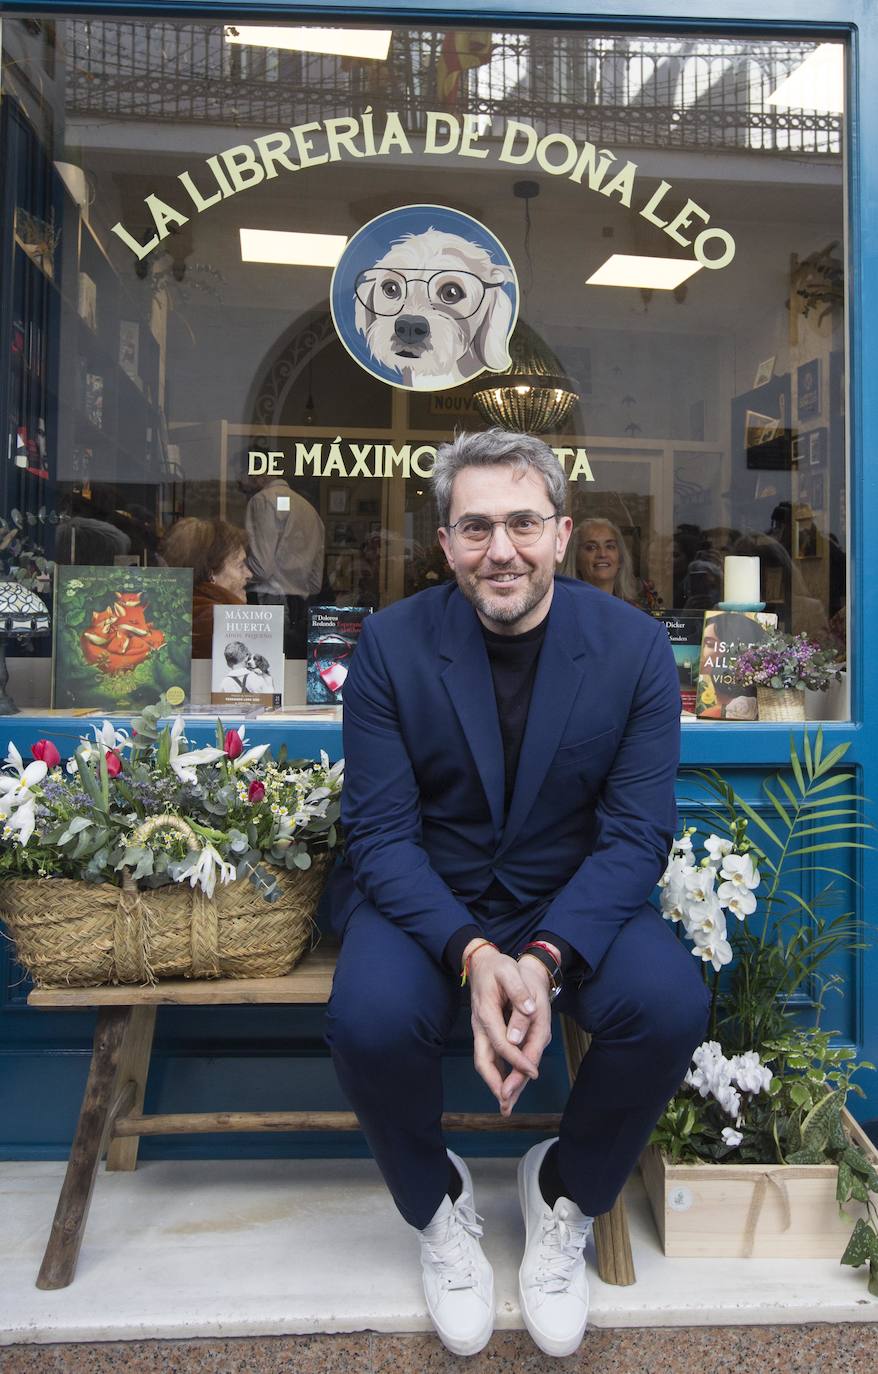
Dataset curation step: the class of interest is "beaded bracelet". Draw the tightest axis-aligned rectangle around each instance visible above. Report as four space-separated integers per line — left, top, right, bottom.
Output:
460 938 498 987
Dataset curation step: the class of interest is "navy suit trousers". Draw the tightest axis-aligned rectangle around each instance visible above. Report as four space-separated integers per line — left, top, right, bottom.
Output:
325 900 710 1229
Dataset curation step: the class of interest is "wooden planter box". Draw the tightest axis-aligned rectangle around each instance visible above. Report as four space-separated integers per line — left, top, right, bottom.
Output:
640 1109 878 1258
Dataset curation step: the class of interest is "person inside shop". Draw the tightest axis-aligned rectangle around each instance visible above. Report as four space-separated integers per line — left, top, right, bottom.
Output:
239 468 326 657
325 428 709 1360
563 516 663 612
159 517 250 658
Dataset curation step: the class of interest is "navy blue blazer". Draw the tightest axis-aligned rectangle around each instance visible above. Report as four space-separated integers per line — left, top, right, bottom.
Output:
326 575 681 973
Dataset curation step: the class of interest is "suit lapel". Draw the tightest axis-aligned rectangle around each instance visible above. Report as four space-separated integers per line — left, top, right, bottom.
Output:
497 581 587 857
439 590 505 838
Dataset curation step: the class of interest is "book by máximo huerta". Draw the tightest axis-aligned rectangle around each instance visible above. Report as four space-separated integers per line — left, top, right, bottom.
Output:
52 565 192 709
211 603 284 709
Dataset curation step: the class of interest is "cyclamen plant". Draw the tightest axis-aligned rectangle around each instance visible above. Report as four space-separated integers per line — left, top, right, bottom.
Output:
651 730 878 1295
0 697 343 900
734 630 844 693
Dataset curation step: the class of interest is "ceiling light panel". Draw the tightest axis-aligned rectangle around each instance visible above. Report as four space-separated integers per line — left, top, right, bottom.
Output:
224 27 392 61
586 255 703 290
240 229 348 266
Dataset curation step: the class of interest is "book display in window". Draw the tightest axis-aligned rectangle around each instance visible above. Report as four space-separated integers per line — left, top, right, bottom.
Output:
695 609 778 720
653 611 705 715
306 605 372 703
211 604 284 709
52 565 192 709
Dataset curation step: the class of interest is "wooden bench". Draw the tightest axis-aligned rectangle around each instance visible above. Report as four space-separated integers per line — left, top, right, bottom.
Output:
27 945 635 1291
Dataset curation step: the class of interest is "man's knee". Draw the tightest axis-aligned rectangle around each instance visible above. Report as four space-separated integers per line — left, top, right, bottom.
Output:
326 987 451 1069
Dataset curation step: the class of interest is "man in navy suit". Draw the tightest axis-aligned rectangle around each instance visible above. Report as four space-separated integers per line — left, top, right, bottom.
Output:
326 429 709 1358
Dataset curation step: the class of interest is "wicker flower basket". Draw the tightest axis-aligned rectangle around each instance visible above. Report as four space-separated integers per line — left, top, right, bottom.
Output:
0 856 330 988
756 685 806 722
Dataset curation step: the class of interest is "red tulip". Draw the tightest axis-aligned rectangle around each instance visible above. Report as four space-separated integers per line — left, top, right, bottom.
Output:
32 739 61 768
224 729 244 760
248 780 266 804
105 750 123 778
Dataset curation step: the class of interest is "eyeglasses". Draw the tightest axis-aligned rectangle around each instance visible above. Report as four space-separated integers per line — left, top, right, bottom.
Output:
354 268 505 319
447 511 559 548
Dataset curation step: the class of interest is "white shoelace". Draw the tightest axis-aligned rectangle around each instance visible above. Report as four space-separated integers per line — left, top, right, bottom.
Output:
534 1214 591 1293
423 1202 486 1291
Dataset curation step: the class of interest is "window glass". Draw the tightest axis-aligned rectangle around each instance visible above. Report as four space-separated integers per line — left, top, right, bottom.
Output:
0 19 848 715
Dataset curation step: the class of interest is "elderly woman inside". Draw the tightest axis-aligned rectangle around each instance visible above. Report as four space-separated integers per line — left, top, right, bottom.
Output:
564 516 664 612
159 517 251 658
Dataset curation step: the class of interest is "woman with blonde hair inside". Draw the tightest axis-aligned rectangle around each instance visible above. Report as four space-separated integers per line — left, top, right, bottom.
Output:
564 517 663 612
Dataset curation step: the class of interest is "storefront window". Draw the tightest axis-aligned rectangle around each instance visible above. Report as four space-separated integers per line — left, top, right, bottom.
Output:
0 18 848 714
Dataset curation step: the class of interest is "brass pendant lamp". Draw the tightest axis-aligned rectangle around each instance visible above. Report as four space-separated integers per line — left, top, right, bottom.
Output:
472 181 579 434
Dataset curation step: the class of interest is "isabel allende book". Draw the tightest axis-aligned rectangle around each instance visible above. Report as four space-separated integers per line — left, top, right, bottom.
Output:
696 609 778 720
211 604 284 709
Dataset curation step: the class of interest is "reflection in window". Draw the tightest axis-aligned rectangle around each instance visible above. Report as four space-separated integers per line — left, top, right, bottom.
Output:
0 18 847 713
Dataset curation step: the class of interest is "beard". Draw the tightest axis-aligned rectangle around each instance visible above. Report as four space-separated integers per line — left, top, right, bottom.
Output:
454 562 555 629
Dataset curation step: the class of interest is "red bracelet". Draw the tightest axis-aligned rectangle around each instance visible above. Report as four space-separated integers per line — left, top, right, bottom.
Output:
460 939 498 987
522 940 562 969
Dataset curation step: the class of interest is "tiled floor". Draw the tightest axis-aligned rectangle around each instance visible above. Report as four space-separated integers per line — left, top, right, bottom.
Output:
2 1156 877 1354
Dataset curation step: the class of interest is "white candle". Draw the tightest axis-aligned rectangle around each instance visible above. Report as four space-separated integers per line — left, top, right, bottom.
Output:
723 555 761 604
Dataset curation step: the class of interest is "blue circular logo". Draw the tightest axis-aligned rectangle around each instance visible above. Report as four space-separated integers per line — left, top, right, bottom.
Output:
330 205 518 392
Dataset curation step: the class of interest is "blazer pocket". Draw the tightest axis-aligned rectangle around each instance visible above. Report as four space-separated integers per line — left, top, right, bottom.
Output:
551 727 619 767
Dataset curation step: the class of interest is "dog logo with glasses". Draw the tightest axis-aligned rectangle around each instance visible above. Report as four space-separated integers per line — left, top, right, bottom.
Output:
330 205 518 392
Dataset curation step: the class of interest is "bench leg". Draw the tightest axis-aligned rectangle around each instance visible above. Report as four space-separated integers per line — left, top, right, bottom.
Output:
560 1014 636 1287
36 1006 131 1290
105 1006 156 1171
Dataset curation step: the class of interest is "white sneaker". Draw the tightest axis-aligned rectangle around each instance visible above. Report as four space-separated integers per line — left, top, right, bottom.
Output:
517 1139 592 1357
416 1150 494 1357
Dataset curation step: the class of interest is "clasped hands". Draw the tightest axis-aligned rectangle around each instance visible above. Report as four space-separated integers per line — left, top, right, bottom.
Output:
465 940 557 1117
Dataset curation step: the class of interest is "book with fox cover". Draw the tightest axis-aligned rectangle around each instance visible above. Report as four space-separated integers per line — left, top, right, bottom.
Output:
52 565 192 709
696 609 778 720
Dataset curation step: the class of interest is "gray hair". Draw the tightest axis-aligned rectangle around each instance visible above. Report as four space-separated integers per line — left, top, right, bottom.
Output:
432 428 567 529
564 517 639 603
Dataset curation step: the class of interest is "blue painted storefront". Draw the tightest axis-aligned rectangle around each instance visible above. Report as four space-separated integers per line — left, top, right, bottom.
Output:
1 1 876 1159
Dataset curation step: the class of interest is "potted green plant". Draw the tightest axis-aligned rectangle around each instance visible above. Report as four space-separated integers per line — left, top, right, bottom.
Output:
642 730 878 1295
733 630 844 722
0 696 343 986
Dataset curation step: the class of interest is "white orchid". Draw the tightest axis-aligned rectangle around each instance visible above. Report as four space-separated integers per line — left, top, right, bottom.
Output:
721 1127 743 1148
684 891 727 941
723 887 758 921
186 843 236 899
683 865 717 907
704 834 734 865
718 852 760 892
690 927 733 972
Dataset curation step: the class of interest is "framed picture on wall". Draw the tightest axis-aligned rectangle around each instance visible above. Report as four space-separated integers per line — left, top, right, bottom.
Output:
734 375 792 471
809 427 828 468
797 359 822 421
795 516 819 560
